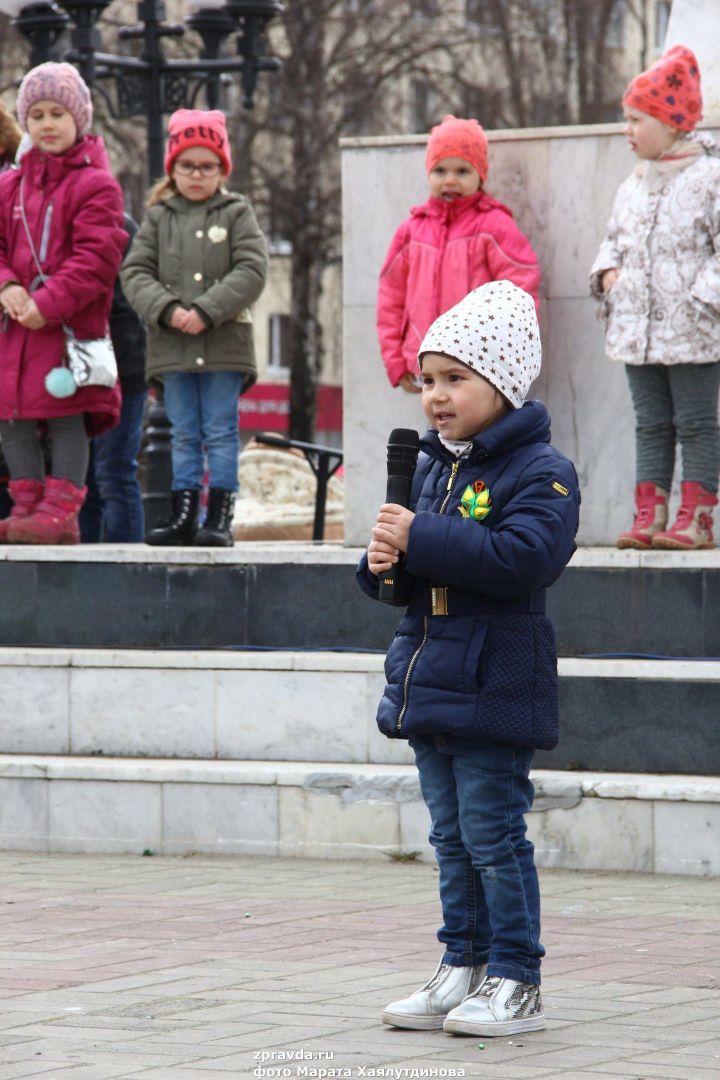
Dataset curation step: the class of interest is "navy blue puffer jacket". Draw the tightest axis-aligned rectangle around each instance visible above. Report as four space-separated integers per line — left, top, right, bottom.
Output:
357 401 580 750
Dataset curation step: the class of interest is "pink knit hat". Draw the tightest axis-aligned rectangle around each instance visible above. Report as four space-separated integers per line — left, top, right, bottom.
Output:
425 115 489 182
16 62 92 135
165 109 232 176
622 45 702 132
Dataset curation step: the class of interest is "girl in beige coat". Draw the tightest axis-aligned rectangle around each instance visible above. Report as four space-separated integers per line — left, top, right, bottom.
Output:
591 46 720 550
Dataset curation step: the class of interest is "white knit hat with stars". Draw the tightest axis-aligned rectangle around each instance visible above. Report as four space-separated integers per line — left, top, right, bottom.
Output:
418 280 541 409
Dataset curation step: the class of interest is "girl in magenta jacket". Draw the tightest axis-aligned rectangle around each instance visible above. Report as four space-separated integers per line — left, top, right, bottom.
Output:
0 63 126 544
377 115 541 392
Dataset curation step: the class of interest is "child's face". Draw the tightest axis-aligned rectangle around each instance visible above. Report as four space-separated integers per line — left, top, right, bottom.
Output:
172 149 224 201
421 352 509 440
428 157 481 201
623 108 679 159
26 100 77 155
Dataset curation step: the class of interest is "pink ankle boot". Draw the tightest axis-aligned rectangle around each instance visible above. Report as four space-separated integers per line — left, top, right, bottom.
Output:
652 482 718 550
616 483 668 549
0 479 44 543
7 477 87 545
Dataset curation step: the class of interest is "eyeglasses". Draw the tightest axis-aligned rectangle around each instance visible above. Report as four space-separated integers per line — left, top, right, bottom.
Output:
174 161 222 177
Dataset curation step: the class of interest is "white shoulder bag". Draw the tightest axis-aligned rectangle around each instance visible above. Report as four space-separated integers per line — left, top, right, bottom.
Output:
19 177 118 390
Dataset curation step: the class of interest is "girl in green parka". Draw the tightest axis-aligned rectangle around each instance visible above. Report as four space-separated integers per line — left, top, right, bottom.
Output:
121 108 268 546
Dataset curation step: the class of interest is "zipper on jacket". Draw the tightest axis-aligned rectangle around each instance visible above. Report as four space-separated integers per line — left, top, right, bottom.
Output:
397 616 428 732
643 196 662 365
39 203 53 264
433 212 449 317
439 460 460 513
396 458 461 732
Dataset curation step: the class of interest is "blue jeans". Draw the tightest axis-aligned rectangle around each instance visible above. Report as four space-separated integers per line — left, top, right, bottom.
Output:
162 371 242 492
80 390 147 543
410 735 544 986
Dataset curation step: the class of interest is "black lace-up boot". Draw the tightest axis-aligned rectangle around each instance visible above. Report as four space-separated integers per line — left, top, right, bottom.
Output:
145 489 199 546
193 487 235 547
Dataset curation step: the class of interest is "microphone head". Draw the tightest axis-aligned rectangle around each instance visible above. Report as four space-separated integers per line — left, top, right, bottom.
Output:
387 427 420 479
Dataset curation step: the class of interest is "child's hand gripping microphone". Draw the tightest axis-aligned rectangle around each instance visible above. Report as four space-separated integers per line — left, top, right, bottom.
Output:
378 427 420 604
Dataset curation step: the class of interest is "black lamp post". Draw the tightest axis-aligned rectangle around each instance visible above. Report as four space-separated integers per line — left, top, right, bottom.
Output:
5 2 69 66
3 0 283 183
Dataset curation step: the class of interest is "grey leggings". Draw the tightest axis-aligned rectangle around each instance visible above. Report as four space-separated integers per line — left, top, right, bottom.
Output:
625 362 720 494
0 415 89 488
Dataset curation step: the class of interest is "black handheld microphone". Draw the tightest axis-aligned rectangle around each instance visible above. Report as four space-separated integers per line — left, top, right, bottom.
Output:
378 427 420 604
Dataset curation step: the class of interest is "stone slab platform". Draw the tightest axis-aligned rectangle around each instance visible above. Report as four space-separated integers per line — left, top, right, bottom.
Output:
1 849 719 1079
2 754 719 875
2 647 718 775
0 544 719 656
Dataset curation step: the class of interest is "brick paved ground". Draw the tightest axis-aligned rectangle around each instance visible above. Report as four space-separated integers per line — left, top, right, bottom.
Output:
1 852 719 1080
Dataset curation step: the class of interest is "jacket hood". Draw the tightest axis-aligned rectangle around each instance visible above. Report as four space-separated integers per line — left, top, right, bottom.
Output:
421 399 551 464
410 189 514 223
690 130 720 158
20 133 112 183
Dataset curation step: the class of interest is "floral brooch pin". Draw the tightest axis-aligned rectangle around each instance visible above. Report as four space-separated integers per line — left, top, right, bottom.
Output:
458 479 492 522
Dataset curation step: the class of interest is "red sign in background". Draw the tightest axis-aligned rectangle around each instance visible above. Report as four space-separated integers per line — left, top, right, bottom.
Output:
239 383 342 432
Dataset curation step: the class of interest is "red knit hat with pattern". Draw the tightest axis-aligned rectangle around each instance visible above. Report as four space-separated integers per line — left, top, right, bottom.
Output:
165 108 232 175
622 45 702 132
425 114 489 182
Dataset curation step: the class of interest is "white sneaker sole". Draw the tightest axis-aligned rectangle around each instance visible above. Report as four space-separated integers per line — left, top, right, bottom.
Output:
443 1013 546 1037
382 1010 446 1030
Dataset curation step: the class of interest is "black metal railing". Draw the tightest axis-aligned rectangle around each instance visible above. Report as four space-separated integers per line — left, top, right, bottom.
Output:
254 433 343 542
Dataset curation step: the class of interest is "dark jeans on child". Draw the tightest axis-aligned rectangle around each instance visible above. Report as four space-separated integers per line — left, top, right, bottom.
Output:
80 389 147 542
163 371 242 492
0 415 88 487
410 734 544 986
625 362 720 492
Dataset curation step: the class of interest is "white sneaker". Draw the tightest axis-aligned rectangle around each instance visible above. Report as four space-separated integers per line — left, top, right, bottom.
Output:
443 975 545 1036
382 961 487 1030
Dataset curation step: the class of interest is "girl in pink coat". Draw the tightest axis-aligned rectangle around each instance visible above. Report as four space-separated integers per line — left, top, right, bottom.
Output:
377 115 541 393
0 63 126 544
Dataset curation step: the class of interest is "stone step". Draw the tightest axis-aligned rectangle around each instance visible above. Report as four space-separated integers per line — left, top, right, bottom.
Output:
1 753 718 875
2 647 719 774
0 544 718 656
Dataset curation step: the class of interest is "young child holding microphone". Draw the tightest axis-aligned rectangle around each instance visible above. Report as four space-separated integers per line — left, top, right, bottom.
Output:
358 280 579 1037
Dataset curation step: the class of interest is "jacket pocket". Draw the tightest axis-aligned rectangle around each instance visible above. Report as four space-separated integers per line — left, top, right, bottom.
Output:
472 614 559 748
473 615 534 744
604 269 648 359
690 259 720 322
478 617 533 701
416 615 489 695
689 291 720 334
